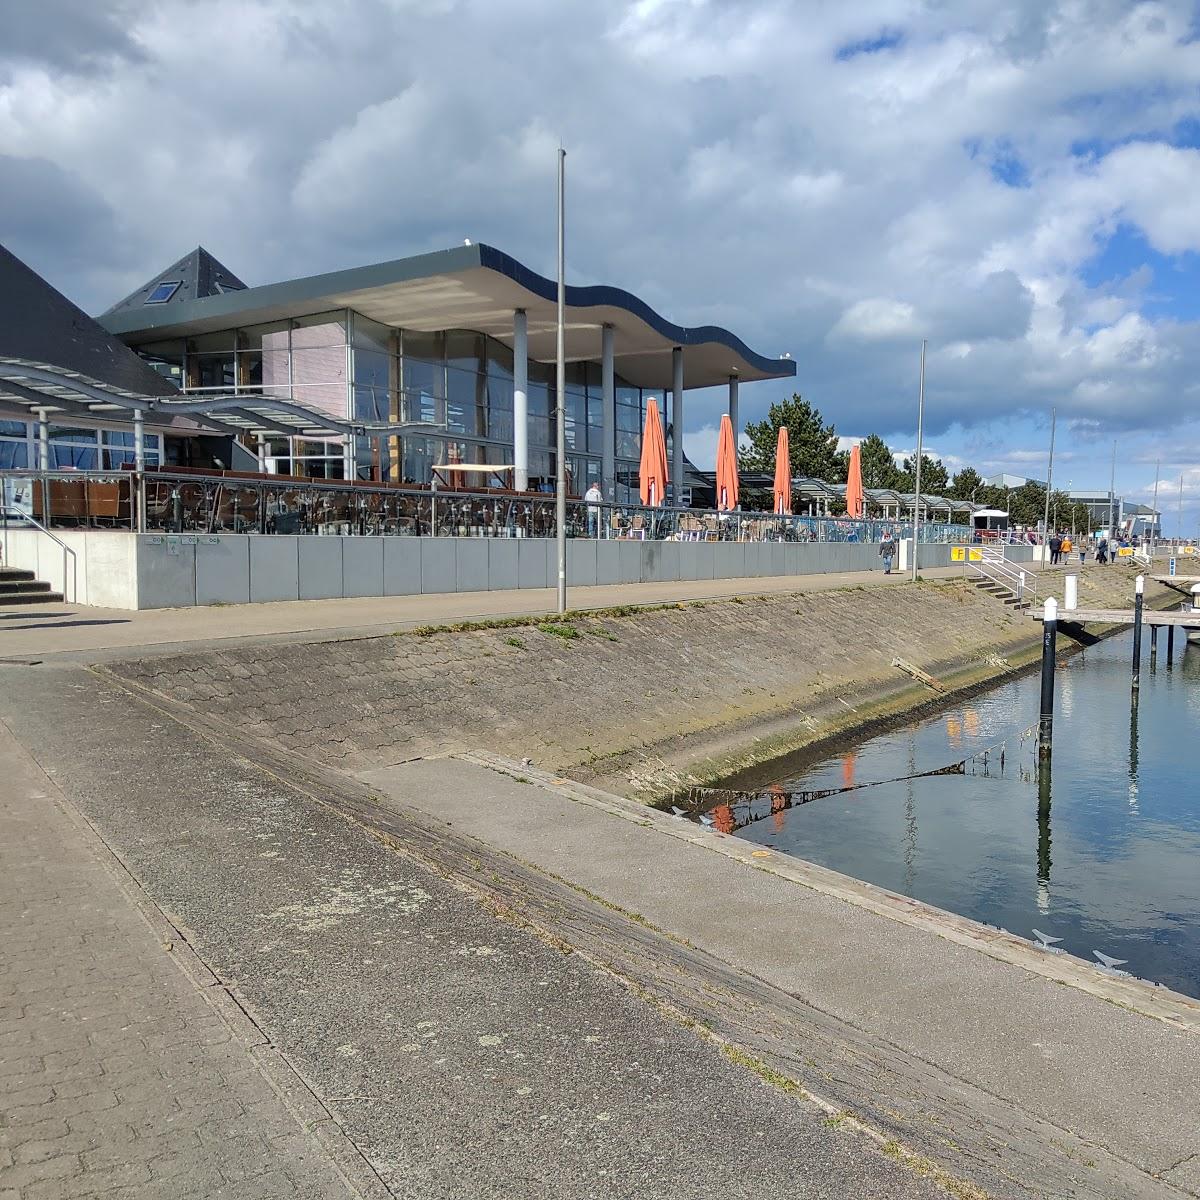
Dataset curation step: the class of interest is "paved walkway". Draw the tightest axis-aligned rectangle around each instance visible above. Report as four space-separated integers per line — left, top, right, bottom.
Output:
0 565 965 662
0 716 370 1200
0 664 945 1200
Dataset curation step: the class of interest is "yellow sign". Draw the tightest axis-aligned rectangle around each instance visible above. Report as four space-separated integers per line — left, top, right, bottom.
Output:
1117 546 1134 558
1184 546 1197 556
950 547 984 562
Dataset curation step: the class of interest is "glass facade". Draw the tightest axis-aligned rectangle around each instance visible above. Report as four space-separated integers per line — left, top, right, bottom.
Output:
131 307 667 496
0 419 162 470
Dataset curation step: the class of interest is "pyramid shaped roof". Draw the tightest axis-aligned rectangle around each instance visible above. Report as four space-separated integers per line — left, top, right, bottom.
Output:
0 243 177 397
101 246 248 317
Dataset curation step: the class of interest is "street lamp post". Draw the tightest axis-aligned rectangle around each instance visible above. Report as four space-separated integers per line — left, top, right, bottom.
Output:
910 338 926 582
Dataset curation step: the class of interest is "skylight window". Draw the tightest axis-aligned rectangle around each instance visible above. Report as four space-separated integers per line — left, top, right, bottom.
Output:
144 280 181 304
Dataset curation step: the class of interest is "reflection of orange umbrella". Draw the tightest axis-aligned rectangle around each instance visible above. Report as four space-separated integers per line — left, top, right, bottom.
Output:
772 426 791 514
639 400 669 506
841 753 856 789
715 414 739 511
845 442 864 518
713 803 735 835
769 783 787 834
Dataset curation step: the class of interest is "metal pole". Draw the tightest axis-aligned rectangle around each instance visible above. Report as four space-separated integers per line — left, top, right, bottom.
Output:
1168 623 1175 664
1131 574 1144 694
1179 474 1185 551
1039 596 1058 760
1042 406 1055 563
910 338 926 582
1150 623 1158 670
1151 458 1160 557
133 409 146 534
555 146 567 615
1108 440 1116 538
513 309 529 492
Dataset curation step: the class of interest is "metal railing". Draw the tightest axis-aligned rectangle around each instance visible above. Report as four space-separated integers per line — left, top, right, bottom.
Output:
0 470 974 545
0 503 77 602
969 546 1037 608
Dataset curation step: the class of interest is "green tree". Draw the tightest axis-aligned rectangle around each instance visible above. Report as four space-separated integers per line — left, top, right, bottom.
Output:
899 454 949 494
740 394 841 481
858 433 903 489
949 467 984 502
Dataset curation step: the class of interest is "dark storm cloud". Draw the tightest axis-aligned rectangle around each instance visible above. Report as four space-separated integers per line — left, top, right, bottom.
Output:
0 0 146 76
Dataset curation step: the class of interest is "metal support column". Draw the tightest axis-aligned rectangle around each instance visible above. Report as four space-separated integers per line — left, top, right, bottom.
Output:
513 309 529 492
671 346 684 507
728 374 739 439
133 409 146 533
36 408 50 524
601 323 615 501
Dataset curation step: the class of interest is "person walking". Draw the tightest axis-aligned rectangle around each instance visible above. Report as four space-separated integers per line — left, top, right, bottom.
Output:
584 481 603 538
1097 536 1109 565
879 530 896 574
1049 531 1063 566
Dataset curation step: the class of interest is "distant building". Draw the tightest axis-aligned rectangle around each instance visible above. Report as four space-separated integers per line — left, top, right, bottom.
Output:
1065 491 1160 537
984 472 1046 490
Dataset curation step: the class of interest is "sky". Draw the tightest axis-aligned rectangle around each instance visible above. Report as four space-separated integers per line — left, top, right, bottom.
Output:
2 0 1200 532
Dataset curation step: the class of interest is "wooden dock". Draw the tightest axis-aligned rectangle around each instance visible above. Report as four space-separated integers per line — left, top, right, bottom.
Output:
1153 575 1200 598
1030 607 1200 627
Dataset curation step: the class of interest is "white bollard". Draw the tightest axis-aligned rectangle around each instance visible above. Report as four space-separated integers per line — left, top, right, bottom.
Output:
1064 574 1078 611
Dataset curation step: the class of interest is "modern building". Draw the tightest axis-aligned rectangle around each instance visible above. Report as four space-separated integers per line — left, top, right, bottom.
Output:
984 472 1046 490
87 243 793 502
1064 490 1161 537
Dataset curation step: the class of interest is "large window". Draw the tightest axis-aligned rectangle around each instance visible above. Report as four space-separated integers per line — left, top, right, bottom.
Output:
0 418 30 469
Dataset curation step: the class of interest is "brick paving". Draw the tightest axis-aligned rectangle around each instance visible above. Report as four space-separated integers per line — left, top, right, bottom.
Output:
0 719 364 1200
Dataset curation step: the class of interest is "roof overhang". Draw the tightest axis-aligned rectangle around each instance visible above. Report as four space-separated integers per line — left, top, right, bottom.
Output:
99 243 796 391
0 359 442 440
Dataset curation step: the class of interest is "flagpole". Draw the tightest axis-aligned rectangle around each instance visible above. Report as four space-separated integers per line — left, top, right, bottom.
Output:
910 338 926 582
1150 458 1160 555
555 147 567 615
1041 407 1056 561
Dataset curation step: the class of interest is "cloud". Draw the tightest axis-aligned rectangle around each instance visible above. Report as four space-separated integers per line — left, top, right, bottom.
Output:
1 0 1199 505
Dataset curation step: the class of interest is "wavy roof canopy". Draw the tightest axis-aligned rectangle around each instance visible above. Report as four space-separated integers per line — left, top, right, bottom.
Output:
98 243 795 390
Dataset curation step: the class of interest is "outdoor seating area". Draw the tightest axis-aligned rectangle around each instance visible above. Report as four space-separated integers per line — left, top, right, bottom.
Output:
0 469 976 545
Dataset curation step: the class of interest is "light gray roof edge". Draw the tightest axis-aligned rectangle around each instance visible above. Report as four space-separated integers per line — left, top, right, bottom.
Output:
96 241 795 382
96 244 485 338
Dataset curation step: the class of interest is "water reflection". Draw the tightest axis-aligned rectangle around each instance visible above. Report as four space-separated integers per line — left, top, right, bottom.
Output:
1036 765 1052 915
721 633 1200 998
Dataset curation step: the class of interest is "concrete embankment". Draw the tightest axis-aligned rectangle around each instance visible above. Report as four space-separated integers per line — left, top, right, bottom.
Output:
103 565 1175 802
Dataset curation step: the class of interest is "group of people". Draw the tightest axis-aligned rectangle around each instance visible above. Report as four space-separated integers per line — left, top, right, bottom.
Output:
1047 532 1080 565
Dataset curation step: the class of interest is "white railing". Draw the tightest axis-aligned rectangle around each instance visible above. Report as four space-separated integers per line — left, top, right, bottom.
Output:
970 546 1037 608
0 504 77 603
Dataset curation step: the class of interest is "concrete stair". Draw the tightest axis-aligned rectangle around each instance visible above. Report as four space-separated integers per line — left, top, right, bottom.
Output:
970 575 1032 611
0 567 64 605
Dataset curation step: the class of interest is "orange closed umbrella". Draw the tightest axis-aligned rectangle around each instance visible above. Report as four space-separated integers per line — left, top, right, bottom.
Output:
639 399 669 507
845 442 864 518
715 414 739 511
772 426 791 514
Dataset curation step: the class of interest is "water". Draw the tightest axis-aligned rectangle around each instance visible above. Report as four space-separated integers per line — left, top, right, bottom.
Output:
721 634 1200 998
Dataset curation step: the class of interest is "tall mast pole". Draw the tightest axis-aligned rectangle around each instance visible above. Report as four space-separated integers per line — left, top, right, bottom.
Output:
555 147 567 614
910 338 926 582
1150 458 1160 554
1042 407 1056 559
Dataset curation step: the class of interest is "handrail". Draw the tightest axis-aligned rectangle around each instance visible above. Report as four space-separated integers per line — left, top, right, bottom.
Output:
969 549 1037 607
0 504 76 603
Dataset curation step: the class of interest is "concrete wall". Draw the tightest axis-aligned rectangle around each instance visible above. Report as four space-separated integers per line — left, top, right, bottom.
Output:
2 529 976 610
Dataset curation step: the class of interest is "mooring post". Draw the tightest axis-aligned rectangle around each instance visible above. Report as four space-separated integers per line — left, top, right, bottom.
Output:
1150 623 1158 669
1064 573 1078 611
1131 575 1144 695
1039 596 1058 760
1168 623 1175 664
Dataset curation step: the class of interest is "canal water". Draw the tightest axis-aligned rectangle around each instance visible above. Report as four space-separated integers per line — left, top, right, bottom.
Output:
718 633 1200 999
